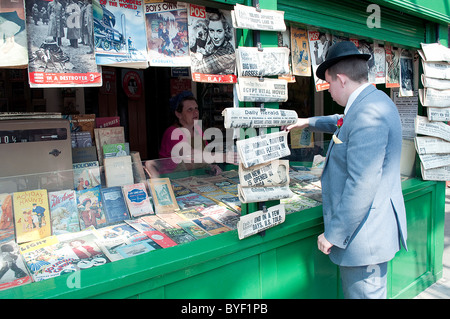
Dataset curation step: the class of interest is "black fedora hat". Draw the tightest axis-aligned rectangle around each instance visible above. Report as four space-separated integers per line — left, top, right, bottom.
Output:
316 41 371 80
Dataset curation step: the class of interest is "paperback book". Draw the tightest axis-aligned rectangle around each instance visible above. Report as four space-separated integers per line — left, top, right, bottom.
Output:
100 186 130 225
48 189 81 235
76 186 107 229
122 183 154 217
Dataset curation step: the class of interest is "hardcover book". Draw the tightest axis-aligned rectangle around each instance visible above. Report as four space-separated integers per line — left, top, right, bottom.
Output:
100 186 130 225
48 189 81 235
13 189 51 244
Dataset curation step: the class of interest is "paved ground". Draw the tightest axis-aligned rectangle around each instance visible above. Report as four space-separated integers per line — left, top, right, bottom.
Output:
414 187 450 299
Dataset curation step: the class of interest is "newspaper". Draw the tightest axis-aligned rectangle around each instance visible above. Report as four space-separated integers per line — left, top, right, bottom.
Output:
236 131 290 168
415 136 450 154
393 90 418 139
422 75 450 90
419 88 450 107
238 160 290 187
422 61 450 80
235 77 288 102
421 163 450 181
222 107 297 128
420 43 450 62
237 204 285 240
231 4 286 32
418 153 450 170
427 107 450 121
237 184 293 204
415 115 450 142
236 47 290 77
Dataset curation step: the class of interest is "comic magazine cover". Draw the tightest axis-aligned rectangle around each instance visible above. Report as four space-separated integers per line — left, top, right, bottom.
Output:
72 160 101 190
0 194 15 243
290 26 310 77
0 0 28 68
13 189 51 244
25 0 102 87
187 4 236 83
93 0 148 68
0 240 32 290
144 1 190 67
307 30 331 91
48 189 81 235
76 186 107 229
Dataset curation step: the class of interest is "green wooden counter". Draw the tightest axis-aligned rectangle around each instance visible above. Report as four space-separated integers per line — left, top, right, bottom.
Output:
0 178 444 299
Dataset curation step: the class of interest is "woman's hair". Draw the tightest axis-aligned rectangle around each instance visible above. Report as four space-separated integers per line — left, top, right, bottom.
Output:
207 11 233 42
327 57 368 83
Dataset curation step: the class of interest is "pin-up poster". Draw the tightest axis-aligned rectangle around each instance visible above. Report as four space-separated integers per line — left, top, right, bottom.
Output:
26 0 102 87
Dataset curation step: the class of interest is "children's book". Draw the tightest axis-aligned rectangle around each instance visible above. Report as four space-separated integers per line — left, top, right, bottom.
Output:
48 189 81 235
100 187 130 225
0 241 32 291
76 186 107 229
0 194 15 243
13 189 51 244
122 183 154 217
73 161 101 190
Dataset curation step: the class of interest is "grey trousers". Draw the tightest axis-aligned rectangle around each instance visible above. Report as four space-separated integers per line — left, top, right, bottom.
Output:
339 262 388 299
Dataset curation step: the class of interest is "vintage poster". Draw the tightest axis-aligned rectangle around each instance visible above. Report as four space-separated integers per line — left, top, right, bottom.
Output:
144 1 190 67
290 26 310 77
0 0 28 68
385 44 400 88
308 30 331 91
93 0 148 68
188 4 236 83
26 0 102 87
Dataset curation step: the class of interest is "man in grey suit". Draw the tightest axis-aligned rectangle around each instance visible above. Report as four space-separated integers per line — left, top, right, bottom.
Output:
286 41 407 299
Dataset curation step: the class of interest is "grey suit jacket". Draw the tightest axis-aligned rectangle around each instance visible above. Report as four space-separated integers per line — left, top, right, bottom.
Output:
309 85 407 266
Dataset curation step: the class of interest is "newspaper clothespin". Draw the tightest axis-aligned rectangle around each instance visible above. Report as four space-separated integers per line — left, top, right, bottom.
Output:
257 42 263 52
254 0 261 12
260 103 265 110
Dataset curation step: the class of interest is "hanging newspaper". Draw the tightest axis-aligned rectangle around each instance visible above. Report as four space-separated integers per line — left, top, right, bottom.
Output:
235 77 288 102
415 115 450 142
418 153 450 170
421 164 450 181
393 90 417 139
235 47 290 77
420 42 450 62
419 88 450 107
231 4 285 32
422 75 450 90
222 107 297 128
238 160 290 187
427 107 450 121
188 4 236 83
144 1 190 67
237 204 286 240
93 0 148 68
421 61 450 80
236 130 290 168
238 184 293 204
0 0 28 68
26 0 102 87
414 136 450 155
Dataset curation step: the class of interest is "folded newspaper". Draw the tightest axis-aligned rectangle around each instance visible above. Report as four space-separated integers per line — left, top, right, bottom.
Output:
222 107 297 128
427 107 450 121
231 3 286 31
422 75 450 90
236 47 290 77
415 115 450 142
421 60 450 80
235 77 288 102
238 160 290 187
421 163 450 181
237 184 293 203
236 131 291 168
420 43 450 62
419 153 450 170
237 204 286 240
419 88 450 107
415 136 450 154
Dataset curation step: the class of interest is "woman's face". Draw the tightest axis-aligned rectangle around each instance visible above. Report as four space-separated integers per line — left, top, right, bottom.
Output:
176 99 199 128
208 19 225 47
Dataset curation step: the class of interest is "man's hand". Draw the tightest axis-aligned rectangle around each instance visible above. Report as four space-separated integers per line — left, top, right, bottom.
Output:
282 118 310 132
317 233 333 255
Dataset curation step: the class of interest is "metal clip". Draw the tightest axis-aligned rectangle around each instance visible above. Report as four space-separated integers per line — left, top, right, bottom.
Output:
257 42 263 51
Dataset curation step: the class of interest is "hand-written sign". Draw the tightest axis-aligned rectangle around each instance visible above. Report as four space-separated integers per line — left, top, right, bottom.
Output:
237 204 285 240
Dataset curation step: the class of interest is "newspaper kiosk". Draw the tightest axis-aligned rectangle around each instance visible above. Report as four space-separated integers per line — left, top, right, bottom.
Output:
0 0 448 299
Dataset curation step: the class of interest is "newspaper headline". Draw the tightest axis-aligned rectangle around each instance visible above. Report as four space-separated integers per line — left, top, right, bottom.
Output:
231 4 286 32
238 184 293 204
235 77 288 102
236 46 290 77
238 160 290 187
237 204 286 240
222 107 297 129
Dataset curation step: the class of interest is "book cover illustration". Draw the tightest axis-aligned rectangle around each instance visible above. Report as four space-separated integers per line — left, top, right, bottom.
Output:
290 26 311 76
25 0 102 87
93 0 148 68
176 207 204 220
100 186 130 225
209 210 239 230
123 183 154 217
145 1 190 67
0 194 15 243
103 142 130 158
0 241 32 291
0 0 28 68
175 192 216 211
160 227 195 244
94 126 125 163
13 189 51 244
191 216 230 235
187 4 236 83
148 178 179 214
48 189 81 235
171 182 194 197
177 220 210 240
76 186 107 229
72 161 101 190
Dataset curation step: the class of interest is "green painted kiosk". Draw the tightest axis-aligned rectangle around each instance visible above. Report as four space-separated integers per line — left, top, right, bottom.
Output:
0 0 448 299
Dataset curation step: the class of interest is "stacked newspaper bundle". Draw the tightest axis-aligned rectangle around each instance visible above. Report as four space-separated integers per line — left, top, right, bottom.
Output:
415 43 450 180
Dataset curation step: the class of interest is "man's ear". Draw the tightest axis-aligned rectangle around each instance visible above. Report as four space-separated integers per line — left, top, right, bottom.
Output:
336 73 347 87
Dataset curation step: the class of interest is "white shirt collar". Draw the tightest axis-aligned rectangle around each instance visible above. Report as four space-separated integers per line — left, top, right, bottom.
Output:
344 83 372 115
